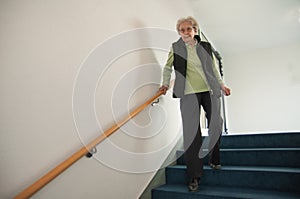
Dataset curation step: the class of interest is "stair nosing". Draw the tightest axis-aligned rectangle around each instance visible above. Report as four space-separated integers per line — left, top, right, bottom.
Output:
177 148 300 152
221 148 300 151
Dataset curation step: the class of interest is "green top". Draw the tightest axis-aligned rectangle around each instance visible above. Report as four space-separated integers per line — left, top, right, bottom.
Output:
162 42 223 95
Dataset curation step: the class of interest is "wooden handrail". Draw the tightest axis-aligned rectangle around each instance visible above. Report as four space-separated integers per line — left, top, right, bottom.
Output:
14 90 164 199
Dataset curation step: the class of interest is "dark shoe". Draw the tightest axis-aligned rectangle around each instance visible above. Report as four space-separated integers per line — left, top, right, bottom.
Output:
188 177 199 192
209 163 222 170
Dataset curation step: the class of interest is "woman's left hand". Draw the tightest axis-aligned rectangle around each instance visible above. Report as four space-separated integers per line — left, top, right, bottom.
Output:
221 85 231 96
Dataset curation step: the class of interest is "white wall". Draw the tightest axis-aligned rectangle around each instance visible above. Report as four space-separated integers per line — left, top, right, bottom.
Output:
0 0 193 198
224 43 300 133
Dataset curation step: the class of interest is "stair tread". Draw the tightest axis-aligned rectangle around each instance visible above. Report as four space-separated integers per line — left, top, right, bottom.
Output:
153 184 300 199
169 165 300 173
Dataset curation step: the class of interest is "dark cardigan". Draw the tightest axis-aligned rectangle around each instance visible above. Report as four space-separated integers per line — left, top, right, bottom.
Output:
171 35 221 98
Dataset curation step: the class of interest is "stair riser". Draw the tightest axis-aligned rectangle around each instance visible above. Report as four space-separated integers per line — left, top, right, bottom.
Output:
177 150 300 167
166 167 300 193
152 185 300 199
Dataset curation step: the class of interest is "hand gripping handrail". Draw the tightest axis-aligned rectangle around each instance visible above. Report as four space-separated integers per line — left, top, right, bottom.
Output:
14 90 164 199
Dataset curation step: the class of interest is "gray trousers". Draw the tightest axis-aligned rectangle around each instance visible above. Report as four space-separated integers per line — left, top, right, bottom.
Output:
180 92 222 179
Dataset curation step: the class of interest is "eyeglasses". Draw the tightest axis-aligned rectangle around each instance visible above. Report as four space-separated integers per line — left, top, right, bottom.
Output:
179 27 193 33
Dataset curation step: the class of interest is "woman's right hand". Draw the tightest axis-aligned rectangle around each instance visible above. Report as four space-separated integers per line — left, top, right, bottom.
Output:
158 85 169 95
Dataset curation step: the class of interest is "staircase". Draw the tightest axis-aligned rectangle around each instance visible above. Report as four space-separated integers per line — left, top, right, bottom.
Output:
151 132 300 199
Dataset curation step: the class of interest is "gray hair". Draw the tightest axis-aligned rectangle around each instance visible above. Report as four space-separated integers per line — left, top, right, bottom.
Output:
176 16 199 34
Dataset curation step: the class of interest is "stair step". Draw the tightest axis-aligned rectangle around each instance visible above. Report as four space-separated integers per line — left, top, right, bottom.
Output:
176 148 300 167
166 165 300 193
220 132 300 148
152 184 300 199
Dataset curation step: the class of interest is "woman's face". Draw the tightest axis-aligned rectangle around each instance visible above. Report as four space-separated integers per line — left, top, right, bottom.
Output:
178 21 197 43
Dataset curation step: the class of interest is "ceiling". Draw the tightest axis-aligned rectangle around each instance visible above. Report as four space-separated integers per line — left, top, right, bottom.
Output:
191 0 300 55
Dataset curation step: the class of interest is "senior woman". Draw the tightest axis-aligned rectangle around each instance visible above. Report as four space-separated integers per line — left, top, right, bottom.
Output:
159 16 231 192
